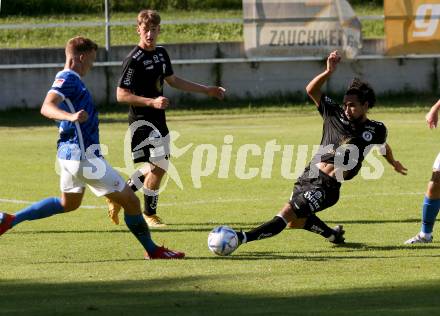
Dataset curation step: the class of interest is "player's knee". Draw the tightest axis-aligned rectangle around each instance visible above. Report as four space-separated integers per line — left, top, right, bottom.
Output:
426 176 440 199
278 203 296 222
61 200 81 212
430 171 440 184
151 164 167 177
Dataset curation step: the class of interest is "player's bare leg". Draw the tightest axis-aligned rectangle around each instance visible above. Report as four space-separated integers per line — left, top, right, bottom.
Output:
61 191 85 212
106 164 151 225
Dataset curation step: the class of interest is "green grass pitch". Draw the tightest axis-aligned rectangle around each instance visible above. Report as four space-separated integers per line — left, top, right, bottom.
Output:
0 107 439 315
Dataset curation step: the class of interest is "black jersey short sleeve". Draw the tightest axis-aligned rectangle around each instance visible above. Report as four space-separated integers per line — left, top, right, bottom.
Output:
318 94 342 118
159 47 174 78
118 56 137 90
374 121 388 145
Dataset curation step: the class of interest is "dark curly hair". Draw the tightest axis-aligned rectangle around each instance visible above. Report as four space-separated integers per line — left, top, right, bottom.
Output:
345 78 376 109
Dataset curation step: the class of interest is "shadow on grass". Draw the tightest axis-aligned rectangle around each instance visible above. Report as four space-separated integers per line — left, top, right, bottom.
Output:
8 217 424 235
334 242 440 251
0 108 51 127
1 277 440 316
325 219 421 224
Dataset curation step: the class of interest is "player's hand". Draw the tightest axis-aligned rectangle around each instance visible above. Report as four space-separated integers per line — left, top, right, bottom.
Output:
207 86 226 100
71 110 88 123
152 96 169 109
393 160 408 175
327 50 341 74
426 109 438 129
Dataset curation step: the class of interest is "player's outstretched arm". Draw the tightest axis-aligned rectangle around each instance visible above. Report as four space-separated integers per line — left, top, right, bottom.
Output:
165 74 225 100
40 92 88 123
426 99 440 129
383 143 407 175
306 50 341 107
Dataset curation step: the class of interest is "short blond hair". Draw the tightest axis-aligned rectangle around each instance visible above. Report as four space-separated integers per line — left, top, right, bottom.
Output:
137 9 161 26
65 36 98 56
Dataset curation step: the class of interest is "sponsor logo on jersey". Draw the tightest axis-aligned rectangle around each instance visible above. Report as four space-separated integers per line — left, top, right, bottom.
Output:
362 131 373 142
304 190 323 212
324 96 333 104
52 78 65 88
123 68 135 86
338 114 350 125
365 125 376 132
146 65 154 70
132 50 144 60
143 59 153 66
153 55 159 63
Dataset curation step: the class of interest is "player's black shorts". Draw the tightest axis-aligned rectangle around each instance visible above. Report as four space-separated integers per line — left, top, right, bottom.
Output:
289 165 342 218
130 125 170 165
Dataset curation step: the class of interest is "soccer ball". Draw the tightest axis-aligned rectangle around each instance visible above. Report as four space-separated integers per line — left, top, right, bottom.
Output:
207 225 239 256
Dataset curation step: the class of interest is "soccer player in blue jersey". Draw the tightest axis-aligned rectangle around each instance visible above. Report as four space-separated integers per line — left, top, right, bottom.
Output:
0 36 184 259
405 98 440 244
106 9 226 227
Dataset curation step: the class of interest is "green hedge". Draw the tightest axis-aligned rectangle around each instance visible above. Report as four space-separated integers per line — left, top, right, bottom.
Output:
2 0 103 15
349 0 383 5
1 0 242 15
0 0 383 15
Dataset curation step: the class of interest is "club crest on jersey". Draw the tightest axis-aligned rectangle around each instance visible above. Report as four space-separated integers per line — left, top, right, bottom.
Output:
362 131 373 142
52 78 65 88
153 55 159 63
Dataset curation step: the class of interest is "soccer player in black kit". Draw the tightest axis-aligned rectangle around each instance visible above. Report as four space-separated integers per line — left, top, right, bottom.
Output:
106 9 225 227
231 51 408 250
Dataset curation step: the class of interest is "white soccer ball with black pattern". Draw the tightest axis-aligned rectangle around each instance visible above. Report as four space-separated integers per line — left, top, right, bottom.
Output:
208 225 239 256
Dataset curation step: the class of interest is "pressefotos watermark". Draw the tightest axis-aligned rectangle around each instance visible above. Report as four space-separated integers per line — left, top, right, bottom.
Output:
54 121 387 195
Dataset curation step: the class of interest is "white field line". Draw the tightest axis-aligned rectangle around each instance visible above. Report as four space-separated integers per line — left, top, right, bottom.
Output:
0 191 424 210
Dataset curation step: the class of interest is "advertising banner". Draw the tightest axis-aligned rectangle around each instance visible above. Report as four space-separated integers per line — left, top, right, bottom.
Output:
243 0 362 58
385 0 440 55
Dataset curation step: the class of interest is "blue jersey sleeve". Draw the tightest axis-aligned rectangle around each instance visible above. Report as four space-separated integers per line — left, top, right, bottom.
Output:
49 72 79 100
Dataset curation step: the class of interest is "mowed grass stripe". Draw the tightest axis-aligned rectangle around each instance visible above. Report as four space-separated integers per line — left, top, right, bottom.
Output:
0 109 439 316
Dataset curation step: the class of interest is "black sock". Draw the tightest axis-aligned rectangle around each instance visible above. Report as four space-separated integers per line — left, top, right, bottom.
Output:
243 216 287 243
127 174 145 192
303 214 334 238
144 194 159 216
